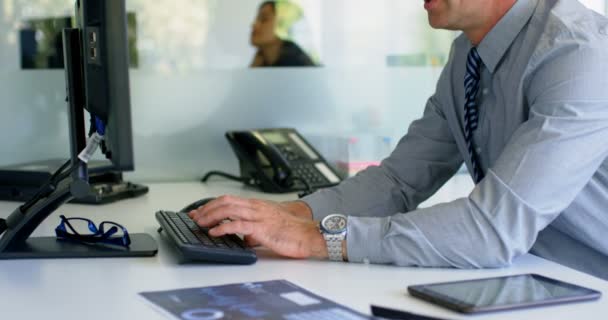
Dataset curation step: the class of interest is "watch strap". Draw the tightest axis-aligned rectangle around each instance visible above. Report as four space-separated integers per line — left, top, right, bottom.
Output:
323 233 345 262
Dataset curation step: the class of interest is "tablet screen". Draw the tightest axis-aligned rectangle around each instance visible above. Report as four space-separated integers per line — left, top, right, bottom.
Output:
408 274 601 313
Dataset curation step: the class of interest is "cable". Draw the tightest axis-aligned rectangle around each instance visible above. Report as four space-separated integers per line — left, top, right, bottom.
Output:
19 159 71 213
94 116 106 135
54 162 80 185
18 122 100 214
50 160 71 183
202 170 316 197
0 218 7 235
201 171 248 184
292 177 315 198
19 160 80 213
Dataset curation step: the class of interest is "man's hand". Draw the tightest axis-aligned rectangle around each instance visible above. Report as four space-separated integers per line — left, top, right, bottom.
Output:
278 200 314 220
188 195 327 259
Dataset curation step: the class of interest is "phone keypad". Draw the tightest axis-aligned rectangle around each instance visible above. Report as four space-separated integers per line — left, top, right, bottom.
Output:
278 145 304 162
293 163 328 187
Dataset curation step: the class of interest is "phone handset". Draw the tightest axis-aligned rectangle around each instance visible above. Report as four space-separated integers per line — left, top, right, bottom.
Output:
225 131 294 191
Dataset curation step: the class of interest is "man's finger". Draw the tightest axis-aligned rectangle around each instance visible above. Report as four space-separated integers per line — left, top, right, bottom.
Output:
209 220 256 238
188 195 253 220
194 203 260 227
244 235 262 248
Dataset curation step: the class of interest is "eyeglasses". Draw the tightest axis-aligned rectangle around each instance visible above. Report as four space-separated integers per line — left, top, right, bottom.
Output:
55 215 131 247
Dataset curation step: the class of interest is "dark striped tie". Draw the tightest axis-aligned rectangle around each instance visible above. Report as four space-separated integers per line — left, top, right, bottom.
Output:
464 47 485 184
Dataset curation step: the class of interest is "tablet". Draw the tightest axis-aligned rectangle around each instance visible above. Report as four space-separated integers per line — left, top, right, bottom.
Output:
408 274 601 314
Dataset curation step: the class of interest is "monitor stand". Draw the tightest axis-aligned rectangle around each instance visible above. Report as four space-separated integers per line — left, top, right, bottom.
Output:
0 181 157 260
0 28 157 259
0 236 158 259
0 159 149 205
75 171 149 205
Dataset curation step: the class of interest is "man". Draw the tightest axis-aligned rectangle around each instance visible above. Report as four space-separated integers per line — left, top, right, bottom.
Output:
191 0 608 280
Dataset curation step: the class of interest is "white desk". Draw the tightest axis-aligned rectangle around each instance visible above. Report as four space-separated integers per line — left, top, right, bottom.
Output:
0 178 606 320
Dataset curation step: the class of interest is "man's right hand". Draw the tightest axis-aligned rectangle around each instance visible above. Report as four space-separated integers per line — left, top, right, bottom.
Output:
241 201 311 248
279 200 314 220
188 196 326 259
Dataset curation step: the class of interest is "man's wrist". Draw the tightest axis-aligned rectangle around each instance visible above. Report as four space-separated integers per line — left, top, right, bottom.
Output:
309 226 328 259
281 200 314 220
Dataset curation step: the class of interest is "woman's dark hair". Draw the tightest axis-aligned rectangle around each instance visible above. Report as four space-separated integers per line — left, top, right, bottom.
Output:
260 1 276 12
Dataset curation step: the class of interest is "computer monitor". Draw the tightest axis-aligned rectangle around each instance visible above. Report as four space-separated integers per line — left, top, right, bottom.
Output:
77 0 133 170
2 2 143 204
0 0 157 259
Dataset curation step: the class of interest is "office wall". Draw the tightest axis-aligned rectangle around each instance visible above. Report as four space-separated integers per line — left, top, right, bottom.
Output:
0 66 440 182
585 0 608 13
0 0 606 182
0 0 446 182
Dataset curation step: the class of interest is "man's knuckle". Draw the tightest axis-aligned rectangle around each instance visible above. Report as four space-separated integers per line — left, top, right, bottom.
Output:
219 195 234 203
244 223 255 234
250 199 265 209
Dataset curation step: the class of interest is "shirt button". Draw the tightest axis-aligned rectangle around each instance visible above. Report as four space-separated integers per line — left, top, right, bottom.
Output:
476 147 482 153
482 89 489 95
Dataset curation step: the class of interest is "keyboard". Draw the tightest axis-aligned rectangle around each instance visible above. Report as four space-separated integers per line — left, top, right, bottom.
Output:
155 210 257 264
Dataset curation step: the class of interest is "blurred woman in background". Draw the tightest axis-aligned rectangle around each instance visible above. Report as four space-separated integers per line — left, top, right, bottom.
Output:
250 1 316 67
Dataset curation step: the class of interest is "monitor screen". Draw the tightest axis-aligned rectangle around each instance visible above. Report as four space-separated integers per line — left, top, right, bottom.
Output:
76 0 134 171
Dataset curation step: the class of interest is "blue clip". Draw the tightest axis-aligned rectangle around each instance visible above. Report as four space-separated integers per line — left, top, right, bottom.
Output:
95 117 106 136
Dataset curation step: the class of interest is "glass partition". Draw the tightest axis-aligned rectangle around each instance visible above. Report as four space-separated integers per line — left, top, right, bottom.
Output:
0 0 603 181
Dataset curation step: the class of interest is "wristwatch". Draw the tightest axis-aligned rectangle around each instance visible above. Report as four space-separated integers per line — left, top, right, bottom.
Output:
320 214 348 262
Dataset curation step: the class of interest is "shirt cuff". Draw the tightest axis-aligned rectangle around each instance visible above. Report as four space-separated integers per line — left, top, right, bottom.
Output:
346 216 390 264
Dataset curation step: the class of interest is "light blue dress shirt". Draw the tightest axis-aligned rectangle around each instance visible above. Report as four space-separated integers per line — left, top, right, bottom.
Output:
303 0 608 280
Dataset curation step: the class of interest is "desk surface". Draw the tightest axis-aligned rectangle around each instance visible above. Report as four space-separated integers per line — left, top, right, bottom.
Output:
0 178 606 320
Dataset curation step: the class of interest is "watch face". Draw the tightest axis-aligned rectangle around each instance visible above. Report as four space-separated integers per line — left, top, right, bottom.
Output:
322 214 347 234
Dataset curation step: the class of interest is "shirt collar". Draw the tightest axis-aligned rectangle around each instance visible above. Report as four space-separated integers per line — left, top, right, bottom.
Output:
476 0 538 74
